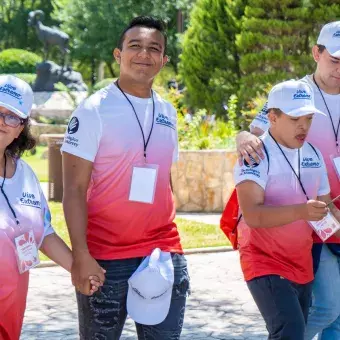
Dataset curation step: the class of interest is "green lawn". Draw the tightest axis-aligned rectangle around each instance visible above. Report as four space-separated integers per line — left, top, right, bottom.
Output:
22 146 48 182
40 202 229 261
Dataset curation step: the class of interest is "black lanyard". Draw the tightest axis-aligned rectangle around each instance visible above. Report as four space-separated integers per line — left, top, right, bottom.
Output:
313 74 340 150
1 155 20 225
115 81 155 160
268 131 310 200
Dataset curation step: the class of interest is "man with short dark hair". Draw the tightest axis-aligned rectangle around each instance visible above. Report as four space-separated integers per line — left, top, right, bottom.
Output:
61 16 189 339
236 21 340 339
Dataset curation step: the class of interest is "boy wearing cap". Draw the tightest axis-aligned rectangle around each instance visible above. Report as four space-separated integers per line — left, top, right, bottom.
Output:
235 79 340 339
236 21 340 339
61 16 189 339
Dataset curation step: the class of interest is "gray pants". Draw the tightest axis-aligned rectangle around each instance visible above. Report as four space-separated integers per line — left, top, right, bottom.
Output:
76 254 190 340
247 275 313 340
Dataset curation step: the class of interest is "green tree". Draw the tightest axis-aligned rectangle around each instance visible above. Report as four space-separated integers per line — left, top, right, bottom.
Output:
237 0 313 106
179 0 245 116
310 0 340 42
57 0 194 78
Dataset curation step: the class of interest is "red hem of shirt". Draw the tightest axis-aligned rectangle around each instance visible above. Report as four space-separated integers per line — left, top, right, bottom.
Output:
90 245 184 261
243 270 313 285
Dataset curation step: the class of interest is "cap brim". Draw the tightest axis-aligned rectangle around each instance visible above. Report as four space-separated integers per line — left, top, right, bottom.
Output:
325 45 340 58
127 286 172 326
0 101 28 119
285 106 326 117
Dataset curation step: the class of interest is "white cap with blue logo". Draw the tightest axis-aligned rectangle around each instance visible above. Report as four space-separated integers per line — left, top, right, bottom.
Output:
0 75 34 119
317 21 340 58
267 80 325 117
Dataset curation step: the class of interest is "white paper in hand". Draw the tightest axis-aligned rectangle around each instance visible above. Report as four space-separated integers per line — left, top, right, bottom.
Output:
129 165 158 204
309 212 340 242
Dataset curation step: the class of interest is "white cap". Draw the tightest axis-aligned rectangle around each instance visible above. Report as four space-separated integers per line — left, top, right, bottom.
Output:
0 75 34 119
317 21 340 58
127 248 174 326
267 80 325 117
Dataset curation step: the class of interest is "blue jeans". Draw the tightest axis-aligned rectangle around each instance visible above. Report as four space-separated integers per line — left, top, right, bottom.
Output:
305 245 340 340
247 275 312 339
76 253 189 340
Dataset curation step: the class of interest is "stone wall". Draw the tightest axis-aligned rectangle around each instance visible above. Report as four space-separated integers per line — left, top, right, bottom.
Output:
171 150 237 212
31 123 67 142
32 92 87 119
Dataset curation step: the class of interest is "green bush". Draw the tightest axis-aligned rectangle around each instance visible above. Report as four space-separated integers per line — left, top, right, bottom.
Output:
0 49 42 74
155 86 237 150
10 73 36 86
93 78 116 91
154 66 177 89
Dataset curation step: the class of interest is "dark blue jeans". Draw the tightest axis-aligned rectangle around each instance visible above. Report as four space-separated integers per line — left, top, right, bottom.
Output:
247 275 313 340
76 253 190 340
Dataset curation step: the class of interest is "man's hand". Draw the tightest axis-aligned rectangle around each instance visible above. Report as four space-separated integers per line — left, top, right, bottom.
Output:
299 200 328 221
236 131 265 166
71 251 106 296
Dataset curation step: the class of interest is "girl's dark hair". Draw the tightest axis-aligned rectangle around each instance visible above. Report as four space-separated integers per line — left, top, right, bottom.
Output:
5 119 36 158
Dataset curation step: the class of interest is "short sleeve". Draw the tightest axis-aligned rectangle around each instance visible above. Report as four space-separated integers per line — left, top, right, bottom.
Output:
61 98 102 162
317 152 331 196
249 101 270 133
234 155 269 191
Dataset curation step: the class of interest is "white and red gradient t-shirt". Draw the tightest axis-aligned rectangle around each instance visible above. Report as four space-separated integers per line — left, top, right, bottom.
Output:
234 132 330 284
250 75 340 243
61 82 183 260
0 159 54 339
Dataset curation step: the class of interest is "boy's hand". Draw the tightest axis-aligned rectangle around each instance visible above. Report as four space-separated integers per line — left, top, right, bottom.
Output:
88 274 105 295
301 200 328 221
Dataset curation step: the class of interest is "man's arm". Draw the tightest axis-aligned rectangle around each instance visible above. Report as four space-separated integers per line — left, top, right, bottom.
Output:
237 181 328 228
62 152 105 295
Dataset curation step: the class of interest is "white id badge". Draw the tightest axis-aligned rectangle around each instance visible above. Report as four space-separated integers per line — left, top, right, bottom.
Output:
14 230 40 274
309 212 340 242
331 155 340 180
129 164 159 204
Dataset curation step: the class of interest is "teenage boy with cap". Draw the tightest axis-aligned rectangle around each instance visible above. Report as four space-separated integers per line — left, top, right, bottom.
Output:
236 21 340 339
61 16 189 339
234 79 340 339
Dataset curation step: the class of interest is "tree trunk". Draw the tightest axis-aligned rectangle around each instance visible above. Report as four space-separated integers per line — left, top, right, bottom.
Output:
106 61 115 78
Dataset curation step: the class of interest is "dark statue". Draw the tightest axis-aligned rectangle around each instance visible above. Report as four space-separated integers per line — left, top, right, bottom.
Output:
28 10 87 92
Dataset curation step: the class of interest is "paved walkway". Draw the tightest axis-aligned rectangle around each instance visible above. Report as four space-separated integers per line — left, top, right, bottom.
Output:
22 252 267 339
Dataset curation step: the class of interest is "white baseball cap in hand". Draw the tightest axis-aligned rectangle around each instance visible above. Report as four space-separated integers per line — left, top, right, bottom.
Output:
127 248 174 326
317 21 340 58
267 80 325 118
0 75 34 119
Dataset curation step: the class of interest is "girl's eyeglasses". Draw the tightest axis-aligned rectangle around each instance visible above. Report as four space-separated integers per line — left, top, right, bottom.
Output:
0 112 25 128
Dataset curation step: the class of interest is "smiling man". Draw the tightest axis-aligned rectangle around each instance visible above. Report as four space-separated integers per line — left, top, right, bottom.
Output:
61 16 189 340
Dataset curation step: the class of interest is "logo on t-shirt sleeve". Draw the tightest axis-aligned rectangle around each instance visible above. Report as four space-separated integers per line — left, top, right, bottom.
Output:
244 156 259 168
67 117 80 134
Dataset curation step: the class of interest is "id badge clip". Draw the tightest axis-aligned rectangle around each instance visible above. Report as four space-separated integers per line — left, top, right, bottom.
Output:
129 163 159 204
309 212 340 242
14 230 40 274
330 154 340 180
